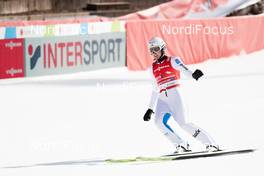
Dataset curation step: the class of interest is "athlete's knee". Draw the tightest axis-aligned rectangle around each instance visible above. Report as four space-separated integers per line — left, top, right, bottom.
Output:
154 113 171 129
162 113 172 126
161 113 176 133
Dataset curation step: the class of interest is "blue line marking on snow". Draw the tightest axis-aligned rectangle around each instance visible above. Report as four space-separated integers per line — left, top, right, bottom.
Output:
163 113 174 133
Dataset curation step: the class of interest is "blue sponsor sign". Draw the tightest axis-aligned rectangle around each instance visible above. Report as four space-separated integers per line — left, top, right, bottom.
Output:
5 27 17 39
80 23 88 35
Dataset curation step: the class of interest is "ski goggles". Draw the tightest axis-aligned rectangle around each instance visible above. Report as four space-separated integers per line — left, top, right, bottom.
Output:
149 46 161 53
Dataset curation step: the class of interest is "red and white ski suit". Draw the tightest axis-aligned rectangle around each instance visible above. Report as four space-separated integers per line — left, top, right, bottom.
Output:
148 55 216 148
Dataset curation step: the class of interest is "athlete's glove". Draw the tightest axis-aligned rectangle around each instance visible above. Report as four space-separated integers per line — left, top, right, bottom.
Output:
143 109 154 121
192 69 204 80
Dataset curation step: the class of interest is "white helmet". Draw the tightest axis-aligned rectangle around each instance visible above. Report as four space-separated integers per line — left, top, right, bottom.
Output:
148 37 166 52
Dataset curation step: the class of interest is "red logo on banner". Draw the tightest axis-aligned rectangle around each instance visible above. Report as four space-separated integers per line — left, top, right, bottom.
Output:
0 39 24 79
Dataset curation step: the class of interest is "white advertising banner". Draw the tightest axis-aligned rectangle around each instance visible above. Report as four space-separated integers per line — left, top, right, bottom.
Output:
24 32 126 76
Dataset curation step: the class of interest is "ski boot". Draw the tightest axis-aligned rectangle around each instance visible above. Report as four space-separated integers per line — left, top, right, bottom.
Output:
174 144 191 154
206 144 220 152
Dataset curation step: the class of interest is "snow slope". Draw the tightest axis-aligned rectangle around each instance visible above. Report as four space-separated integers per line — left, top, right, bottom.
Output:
0 49 264 176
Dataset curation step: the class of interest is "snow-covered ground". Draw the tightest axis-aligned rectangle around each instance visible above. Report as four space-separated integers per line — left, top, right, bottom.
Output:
0 49 264 176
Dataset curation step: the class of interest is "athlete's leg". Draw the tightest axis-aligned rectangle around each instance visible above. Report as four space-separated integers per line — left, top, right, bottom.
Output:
154 98 189 148
168 89 218 147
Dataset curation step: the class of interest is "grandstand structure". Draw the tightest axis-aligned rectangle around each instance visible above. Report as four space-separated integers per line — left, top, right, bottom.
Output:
0 0 171 20
0 0 263 21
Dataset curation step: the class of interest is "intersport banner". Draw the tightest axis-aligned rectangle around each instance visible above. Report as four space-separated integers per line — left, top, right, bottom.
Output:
24 32 126 76
0 39 24 79
126 15 264 70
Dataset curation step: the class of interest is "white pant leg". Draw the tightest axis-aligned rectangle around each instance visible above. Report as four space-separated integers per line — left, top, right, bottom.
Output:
167 88 217 146
154 97 188 147
181 123 217 146
166 89 186 126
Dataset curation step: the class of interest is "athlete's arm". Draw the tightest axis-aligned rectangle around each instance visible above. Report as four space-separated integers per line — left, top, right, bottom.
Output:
143 67 159 121
170 57 203 80
147 66 159 110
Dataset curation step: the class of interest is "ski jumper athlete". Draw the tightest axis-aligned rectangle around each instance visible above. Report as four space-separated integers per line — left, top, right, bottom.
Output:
143 37 219 153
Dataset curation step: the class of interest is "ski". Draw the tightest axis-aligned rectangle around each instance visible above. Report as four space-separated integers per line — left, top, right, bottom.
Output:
162 150 209 157
3 148 255 168
106 148 256 164
105 150 207 163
